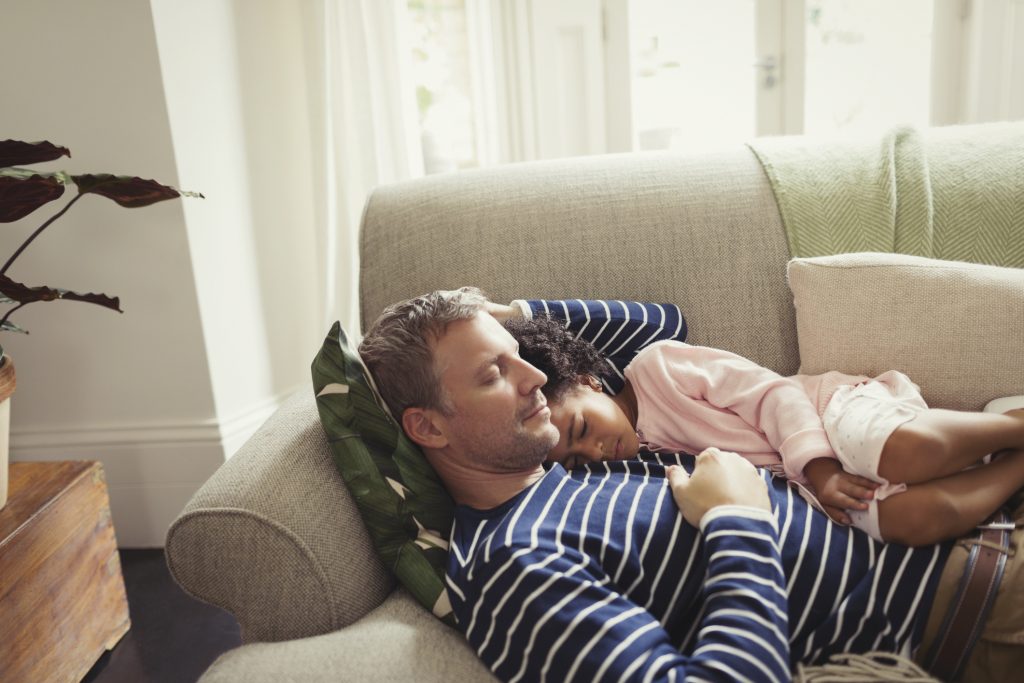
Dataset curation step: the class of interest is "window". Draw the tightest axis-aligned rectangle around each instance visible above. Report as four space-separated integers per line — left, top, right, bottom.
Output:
408 0 481 171
804 0 934 136
629 0 758 151
402 0 1020 166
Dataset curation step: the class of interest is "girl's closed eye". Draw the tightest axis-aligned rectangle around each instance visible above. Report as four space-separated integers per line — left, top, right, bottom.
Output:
545 379 642 465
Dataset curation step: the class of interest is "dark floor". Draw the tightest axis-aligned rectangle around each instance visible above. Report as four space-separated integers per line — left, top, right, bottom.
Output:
83 549 242 683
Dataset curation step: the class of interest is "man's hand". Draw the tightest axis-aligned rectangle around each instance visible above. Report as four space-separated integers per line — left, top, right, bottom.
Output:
803 457 878 526
483 301 524 323
666 448 770 528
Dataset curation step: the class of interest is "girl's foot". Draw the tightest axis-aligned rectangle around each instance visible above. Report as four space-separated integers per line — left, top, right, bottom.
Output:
984 395 1024 415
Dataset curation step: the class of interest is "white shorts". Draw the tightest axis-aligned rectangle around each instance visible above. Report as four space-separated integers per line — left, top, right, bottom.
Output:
821 370 929 541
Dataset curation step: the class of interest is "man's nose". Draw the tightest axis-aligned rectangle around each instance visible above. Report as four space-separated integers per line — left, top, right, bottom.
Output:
516 357 548 394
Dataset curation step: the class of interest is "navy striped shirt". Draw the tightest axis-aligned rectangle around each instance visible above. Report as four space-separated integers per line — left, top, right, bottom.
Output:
447 456 948 682
518 298 687 395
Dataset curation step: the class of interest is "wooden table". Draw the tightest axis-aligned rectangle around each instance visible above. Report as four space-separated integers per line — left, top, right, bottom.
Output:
0 461 130 683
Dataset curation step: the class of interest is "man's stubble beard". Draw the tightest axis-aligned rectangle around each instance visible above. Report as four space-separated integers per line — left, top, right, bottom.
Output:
454 412 559 472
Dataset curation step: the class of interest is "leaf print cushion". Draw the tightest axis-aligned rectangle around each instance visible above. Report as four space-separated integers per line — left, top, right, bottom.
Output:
311 321 456 627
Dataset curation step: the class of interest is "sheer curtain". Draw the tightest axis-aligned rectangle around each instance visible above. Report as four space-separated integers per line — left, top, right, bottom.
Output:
308 0 424 336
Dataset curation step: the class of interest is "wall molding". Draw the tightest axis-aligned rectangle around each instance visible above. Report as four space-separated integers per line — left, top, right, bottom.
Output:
11 419 222 450
10 388 295 547
11 389 289 451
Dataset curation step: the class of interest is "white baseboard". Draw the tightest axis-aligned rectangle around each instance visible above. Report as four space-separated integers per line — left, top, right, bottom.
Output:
10 390 291 547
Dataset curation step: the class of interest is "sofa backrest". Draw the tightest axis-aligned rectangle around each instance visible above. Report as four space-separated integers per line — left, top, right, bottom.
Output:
360 147 799 375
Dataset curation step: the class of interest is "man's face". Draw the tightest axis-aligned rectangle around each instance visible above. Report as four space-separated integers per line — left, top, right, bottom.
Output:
431 312 559 471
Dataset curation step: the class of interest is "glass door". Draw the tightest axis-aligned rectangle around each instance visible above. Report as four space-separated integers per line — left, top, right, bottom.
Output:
623 0 957 150
628 0 767 151
803 0 935 136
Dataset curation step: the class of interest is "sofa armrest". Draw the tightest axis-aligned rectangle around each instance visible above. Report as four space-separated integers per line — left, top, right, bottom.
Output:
165 386 395 642
197 590 496 683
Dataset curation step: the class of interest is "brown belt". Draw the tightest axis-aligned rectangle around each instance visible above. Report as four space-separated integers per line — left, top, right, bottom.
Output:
922 509 1014 681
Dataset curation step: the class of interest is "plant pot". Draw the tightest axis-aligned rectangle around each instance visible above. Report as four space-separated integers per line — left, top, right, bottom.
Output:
0 353 15 510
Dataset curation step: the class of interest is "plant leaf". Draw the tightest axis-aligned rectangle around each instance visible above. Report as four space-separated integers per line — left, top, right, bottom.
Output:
0 320 28 334
0 274 122 312
0 167 72 182
0 175 65 222
0 140 71 168
72 174 189 207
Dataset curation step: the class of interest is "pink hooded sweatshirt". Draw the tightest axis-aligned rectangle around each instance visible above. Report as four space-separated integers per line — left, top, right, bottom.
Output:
625 340 876 484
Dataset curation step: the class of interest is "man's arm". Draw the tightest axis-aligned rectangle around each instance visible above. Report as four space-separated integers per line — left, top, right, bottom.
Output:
690 506 791 681
457 452 789 683
513 299 686 393
666 449 790 679
460 533 789 683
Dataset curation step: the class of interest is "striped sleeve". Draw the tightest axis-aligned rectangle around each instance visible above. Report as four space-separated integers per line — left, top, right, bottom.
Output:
691 507 791 682
518 299 687 393
462 510 789 683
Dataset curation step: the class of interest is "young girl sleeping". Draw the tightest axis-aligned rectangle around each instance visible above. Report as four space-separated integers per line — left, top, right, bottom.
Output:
504 315 1024 546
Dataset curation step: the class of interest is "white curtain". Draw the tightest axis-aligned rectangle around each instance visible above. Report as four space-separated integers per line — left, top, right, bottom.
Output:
308 0 424 336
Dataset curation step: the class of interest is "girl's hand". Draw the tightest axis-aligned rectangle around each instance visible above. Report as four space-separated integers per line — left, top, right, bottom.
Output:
803 457 879 526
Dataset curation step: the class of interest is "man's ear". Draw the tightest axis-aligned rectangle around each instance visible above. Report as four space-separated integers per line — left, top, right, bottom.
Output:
402 407 449 450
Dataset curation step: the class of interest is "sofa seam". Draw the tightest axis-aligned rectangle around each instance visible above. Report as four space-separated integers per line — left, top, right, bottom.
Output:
800 261 988 272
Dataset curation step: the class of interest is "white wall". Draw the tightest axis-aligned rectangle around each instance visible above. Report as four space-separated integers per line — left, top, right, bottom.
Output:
0 0 323 546
150 0 321 453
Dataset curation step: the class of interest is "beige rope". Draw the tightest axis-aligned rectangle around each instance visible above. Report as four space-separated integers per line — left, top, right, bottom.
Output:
958 537 1015 557
793 651 940 682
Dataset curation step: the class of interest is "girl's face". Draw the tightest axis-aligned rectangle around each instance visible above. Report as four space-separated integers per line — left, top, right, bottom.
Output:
546 381 641 469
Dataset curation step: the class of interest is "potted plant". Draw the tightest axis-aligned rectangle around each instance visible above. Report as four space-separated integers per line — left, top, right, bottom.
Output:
0 139 201 507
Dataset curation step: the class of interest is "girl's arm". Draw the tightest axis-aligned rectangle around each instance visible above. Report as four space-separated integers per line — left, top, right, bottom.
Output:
630 342 833 481
514 299 686 393
632 343 878 514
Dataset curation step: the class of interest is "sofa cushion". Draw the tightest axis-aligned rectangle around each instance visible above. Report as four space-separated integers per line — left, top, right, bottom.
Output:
787 252 1024 411
311 322 456 626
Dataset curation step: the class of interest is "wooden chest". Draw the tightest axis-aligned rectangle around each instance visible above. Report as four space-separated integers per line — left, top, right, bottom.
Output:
0 461 130 682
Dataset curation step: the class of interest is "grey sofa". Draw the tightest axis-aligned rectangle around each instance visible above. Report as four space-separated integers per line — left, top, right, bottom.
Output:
165 147 804 681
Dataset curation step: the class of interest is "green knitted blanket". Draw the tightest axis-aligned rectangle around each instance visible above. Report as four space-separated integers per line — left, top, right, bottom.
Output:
747 122 1024 267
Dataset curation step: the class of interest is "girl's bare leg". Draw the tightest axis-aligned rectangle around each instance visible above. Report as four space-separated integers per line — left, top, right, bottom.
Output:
878 408 1024 485
878 448 1024 546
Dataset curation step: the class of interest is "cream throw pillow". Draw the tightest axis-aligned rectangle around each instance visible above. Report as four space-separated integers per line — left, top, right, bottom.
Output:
787 252 1024 412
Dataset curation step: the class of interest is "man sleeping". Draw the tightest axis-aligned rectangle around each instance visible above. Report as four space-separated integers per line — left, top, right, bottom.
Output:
357 287 1024 683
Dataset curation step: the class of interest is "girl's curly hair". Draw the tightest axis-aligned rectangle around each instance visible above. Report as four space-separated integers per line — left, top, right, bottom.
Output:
504 316 609 402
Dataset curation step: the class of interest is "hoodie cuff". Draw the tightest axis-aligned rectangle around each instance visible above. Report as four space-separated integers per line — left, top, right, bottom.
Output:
780 427 835 481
